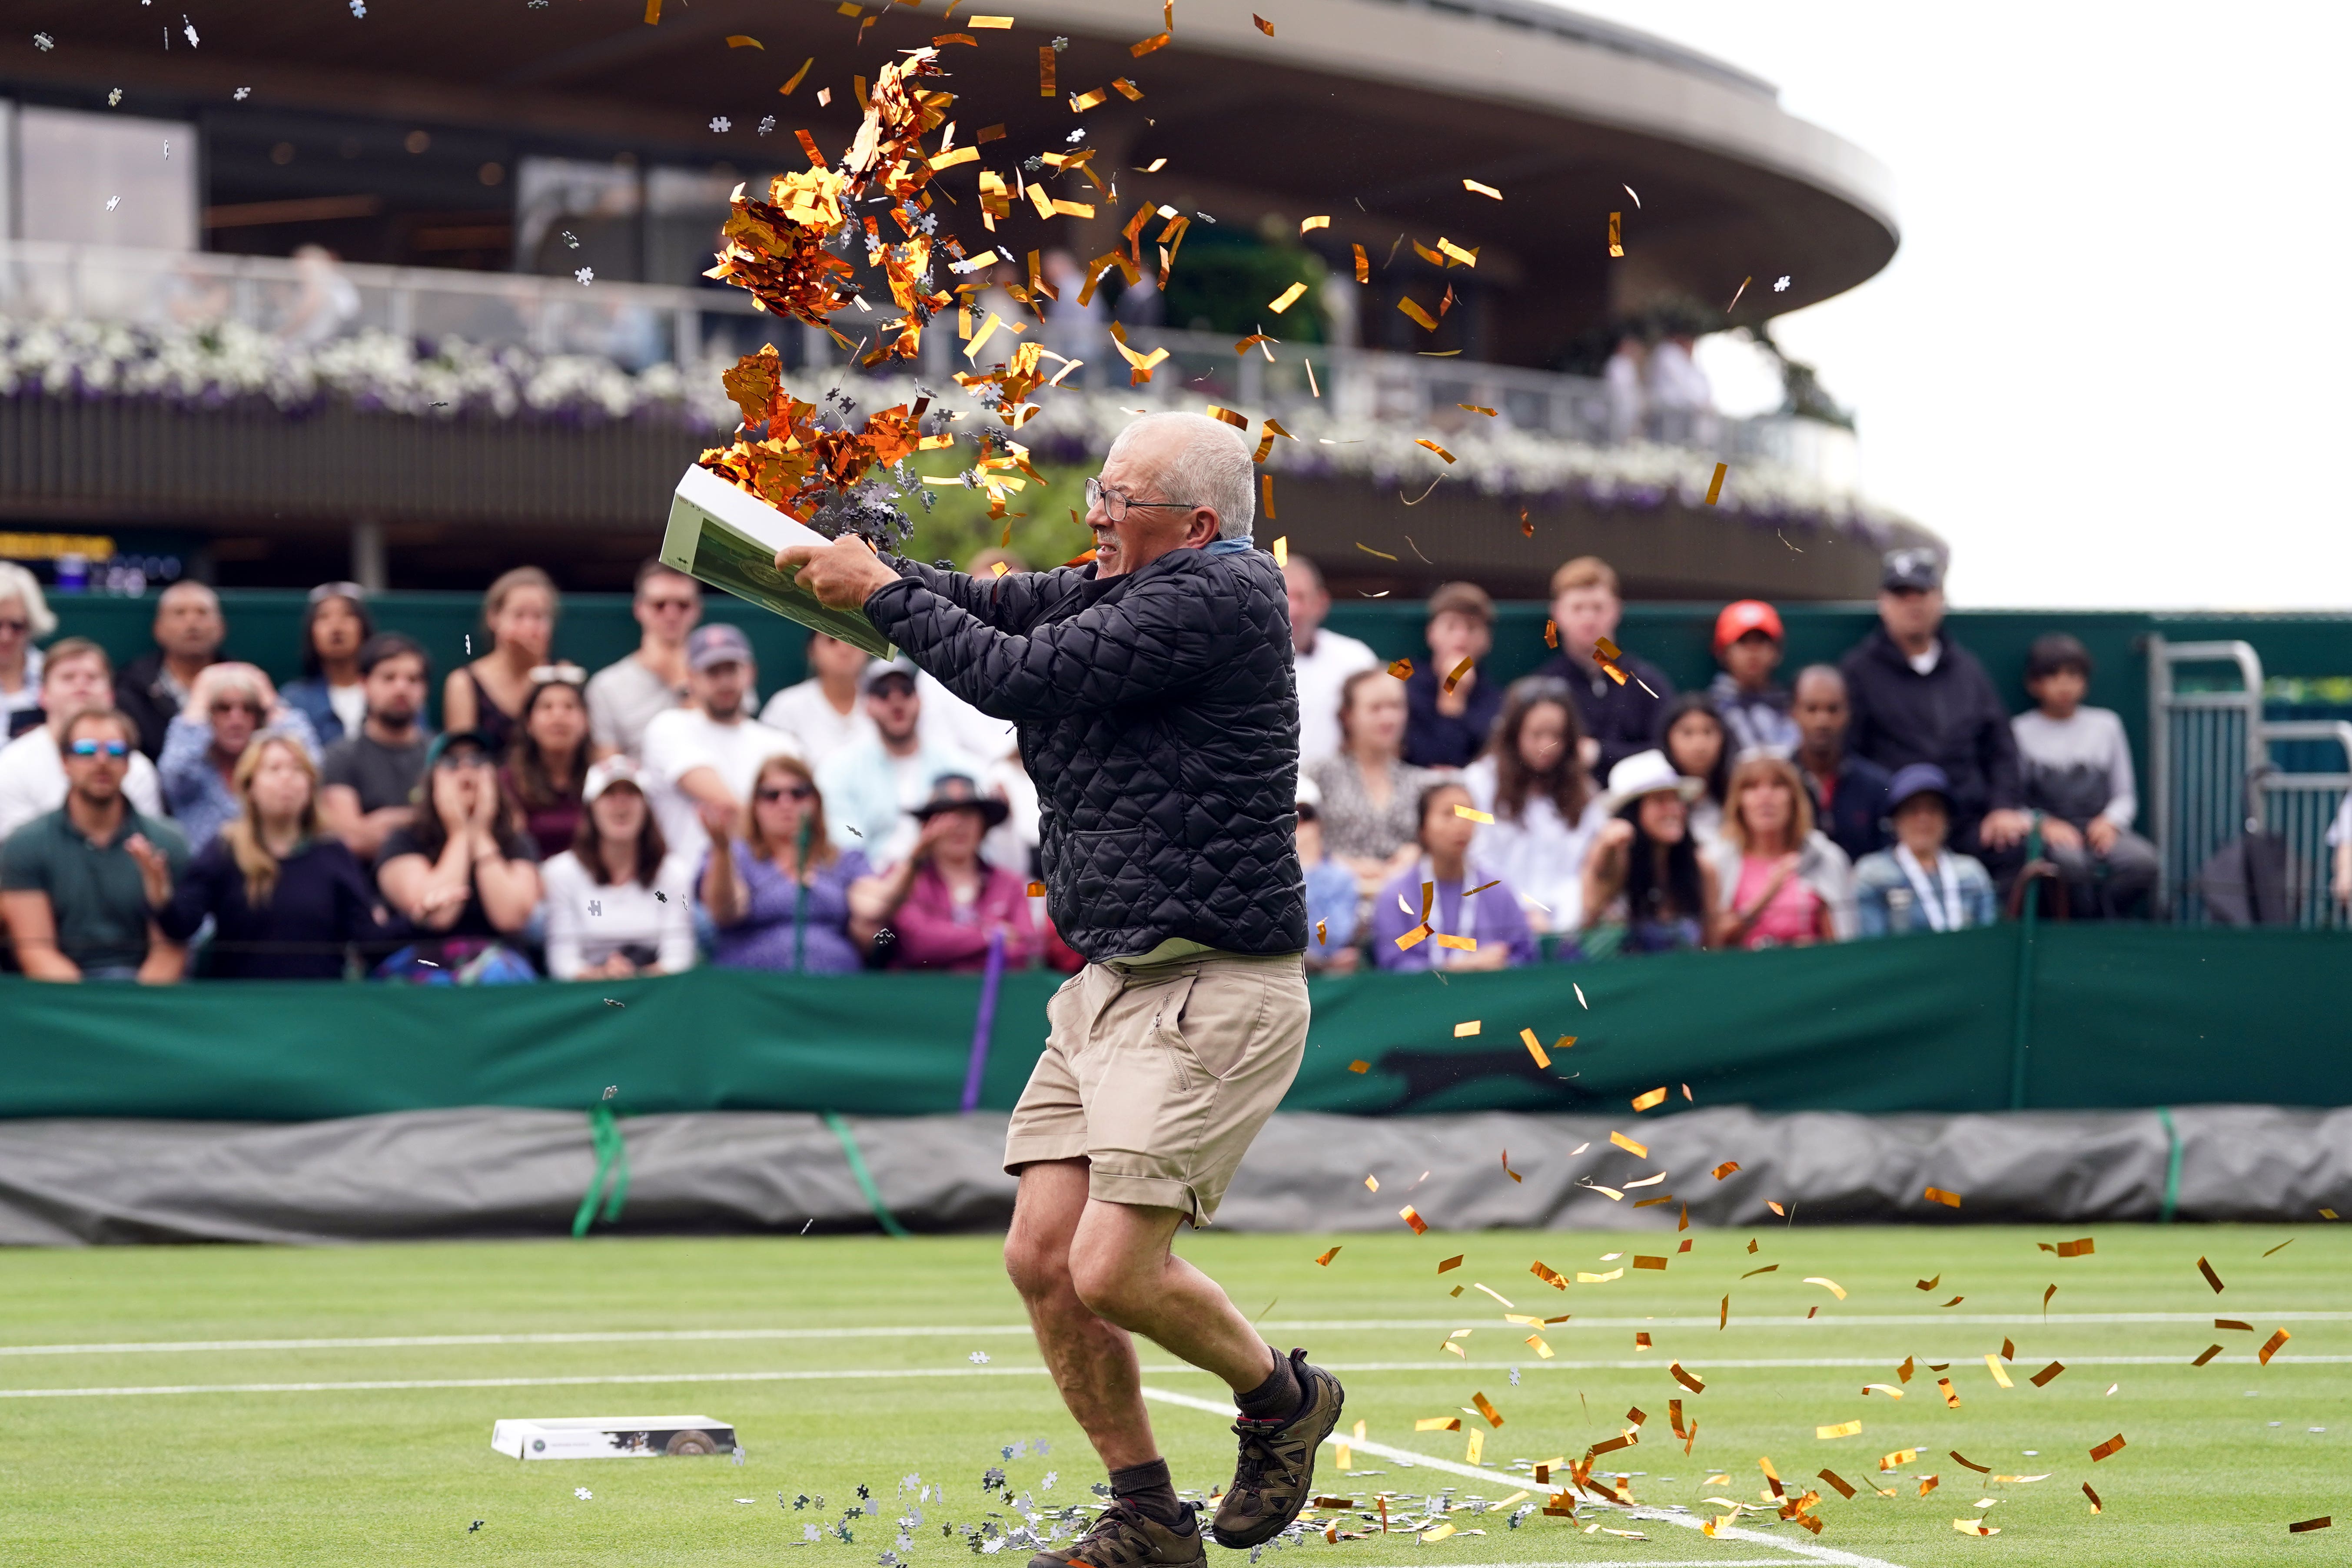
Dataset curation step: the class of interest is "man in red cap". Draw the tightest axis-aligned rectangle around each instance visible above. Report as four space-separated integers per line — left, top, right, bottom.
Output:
1708 599 1799 758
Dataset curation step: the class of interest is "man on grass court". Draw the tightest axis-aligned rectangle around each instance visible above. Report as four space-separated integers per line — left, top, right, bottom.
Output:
779 411 1339 1568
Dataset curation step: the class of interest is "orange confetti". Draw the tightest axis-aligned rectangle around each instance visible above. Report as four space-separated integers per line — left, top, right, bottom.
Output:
1438 1254 1463 1273
1345 1059 1369 1073
726 33 765 48
1025 880 1046 897
2198 1256 2226 1292
1518 1029 1550 1069
1923 1186 1963 1209
1252 12 1274 33
2290 1517 2333 1534
1315 1246 1341 1266
1472 1392 1503 1426
2088 1434 2126 1462
1712 1161 1740 1179
1704 462 1727 507
780 56 815 93
2083 1482 2102 1513
2029 1361 2065 1387
1543 617 1558 648
2190 1344 2223 1366
1609 1131 1648 1157
1399 1206 1428 1236
1385 658 1414 680
2259 1328 2291 1364
2039 1236 2095 1256
1633 1256 1667 1271
1463 178 1502 200
1817 1469 1855 1500
1670 1362 1705 1393
1442 656 1475 694
1630 1086 1668 1112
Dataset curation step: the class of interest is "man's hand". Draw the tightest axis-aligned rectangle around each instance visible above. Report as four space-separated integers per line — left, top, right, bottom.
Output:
1979 808 2034 850
2038 816 2083 853
699 797 737 844
2086 816 2120 856
776 536 900 611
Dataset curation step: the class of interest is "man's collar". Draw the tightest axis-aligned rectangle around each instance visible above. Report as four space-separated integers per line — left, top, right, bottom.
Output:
1202 535 1255 556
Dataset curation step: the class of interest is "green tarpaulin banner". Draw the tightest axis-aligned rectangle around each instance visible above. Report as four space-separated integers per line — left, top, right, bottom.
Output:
0 926 2345 1123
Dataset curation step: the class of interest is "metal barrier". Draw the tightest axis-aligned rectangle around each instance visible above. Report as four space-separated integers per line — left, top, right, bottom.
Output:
2146 635 2348 927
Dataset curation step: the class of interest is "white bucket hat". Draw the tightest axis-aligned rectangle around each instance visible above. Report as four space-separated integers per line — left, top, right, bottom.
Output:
1597 747 1705 817
582 755 647 805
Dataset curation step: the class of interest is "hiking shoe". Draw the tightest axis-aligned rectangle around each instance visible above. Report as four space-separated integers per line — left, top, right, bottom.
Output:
1027 1500 1205 1568
1211 1349 1345 1548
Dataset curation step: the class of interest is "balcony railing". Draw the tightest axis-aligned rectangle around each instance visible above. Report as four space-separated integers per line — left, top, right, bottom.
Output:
0 240 1857 490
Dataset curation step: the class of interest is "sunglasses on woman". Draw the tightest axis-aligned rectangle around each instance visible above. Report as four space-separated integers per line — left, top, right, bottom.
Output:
528 663 588 686
67 739 130 759
757 783 816 804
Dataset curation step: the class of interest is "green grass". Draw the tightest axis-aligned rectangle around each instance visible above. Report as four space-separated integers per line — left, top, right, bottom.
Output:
0 1225 2341 1566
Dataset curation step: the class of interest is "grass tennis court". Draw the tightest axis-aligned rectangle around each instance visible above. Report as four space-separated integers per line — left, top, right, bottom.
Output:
0 1225 2340 1567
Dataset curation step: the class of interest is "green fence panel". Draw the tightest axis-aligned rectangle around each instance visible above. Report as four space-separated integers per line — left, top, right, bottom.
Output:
2 926 2344 1123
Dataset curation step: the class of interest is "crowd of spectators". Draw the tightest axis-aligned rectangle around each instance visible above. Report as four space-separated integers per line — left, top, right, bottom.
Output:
0 536 2183 984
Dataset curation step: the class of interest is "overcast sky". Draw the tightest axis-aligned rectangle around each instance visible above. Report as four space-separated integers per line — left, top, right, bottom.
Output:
1564 1 2352 611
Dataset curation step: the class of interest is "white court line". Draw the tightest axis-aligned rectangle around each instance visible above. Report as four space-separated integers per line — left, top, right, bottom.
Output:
2 1353 2345 1400
4 1310 2341 1359
1140 1385 1908 1568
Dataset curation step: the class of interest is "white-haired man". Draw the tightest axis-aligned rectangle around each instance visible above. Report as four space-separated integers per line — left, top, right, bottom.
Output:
782 412 1334 1568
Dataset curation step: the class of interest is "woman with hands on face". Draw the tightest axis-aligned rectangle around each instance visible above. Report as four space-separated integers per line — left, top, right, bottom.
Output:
372 732 543 977
1580 748 1718 954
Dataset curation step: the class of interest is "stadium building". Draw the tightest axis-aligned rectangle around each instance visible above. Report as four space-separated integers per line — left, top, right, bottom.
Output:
0 0 1930 594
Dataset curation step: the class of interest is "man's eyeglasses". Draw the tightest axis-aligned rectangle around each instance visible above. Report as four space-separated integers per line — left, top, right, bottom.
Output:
67 739 130 760
1085 475 1195 524
867 679 917 701
757 784 817 804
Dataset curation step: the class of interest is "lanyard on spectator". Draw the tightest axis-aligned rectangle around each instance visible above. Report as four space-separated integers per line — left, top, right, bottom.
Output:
1894 844 1963 932
1416 858 1476 964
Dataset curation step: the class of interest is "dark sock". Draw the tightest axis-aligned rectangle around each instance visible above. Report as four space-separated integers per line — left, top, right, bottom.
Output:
1235 1346 1302 1423
1110 1458 1185 1527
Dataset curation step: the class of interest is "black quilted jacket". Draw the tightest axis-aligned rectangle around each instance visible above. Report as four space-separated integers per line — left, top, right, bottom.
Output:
863 546 1308 962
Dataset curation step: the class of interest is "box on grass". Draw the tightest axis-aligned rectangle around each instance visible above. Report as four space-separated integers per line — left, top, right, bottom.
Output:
660 463 896 658
492 1415 738 1460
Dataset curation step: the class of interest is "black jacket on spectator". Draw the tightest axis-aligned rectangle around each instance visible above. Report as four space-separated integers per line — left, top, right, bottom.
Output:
864 547 1307 962
1532 650 1678 779
1803 752 1894 864
115 650 219 761
156 835 389 980
1402 660 1503 769
1839 626 2020 840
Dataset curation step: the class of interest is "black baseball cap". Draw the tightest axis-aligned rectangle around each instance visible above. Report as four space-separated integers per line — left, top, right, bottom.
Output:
1880 548 1944 593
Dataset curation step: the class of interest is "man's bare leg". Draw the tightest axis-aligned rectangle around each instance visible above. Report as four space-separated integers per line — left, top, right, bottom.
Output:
1003 1159 1163 1471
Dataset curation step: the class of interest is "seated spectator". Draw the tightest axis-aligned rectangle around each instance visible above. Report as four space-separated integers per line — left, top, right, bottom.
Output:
1284 552 1380 767
817 657 983 865
701 754 877 974
760 631 877 770
116 581 226 760
502 665 590 859
540 757 694 980
1463 677 1602 932
1854 764 1998 935
373 732 543 980
1707 755 1855 948
0 638 166 842
1791 664 1891 864
442 566 559 760
1403 581 1503 769
641 623 800 854
1708 599 1799 757
146 734 385 980
159 662 322 854
1658 691 1731 845
319 633 434 865
0 708 188 982
859 775 1043 972
2012 634 2158 918
1579 749 1718 953
1532 556 1676 777
0 560 56 737
279 582 374 747
1295 775 1359 974
1306 668 1439 892
587 560 698 762
1369 780 1535 971
1841 548 2030 879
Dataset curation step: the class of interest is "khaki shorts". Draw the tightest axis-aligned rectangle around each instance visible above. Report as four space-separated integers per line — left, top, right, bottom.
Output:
1004 951 1310 1226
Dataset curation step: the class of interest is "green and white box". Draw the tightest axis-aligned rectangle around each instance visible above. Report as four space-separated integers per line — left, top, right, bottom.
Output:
660 463 895 658
492 1415 738 1460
